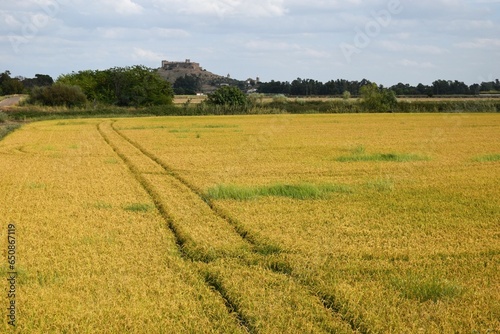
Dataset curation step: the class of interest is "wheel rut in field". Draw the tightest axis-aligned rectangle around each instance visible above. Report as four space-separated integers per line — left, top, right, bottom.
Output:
110 121 281 254
97 121 254 333
99 120 363 333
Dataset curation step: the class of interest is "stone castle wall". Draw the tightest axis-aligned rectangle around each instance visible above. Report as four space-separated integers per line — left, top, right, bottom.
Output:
161 59 201 71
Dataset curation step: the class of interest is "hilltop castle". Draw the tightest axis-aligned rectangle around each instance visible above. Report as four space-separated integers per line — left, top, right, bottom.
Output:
158 59 258 94
161 59 202 71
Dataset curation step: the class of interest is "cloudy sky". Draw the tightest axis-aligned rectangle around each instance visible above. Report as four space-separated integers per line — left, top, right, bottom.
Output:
1 0 499 86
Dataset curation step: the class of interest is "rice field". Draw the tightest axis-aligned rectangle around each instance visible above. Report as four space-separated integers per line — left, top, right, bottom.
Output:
0 113 499 333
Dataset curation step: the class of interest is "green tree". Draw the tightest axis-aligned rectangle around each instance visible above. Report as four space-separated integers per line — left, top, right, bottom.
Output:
173 75 201 95
0 71 24 95
206 86 247 106
58 70 104 101
360 83 397 112
22 74 54 89
57 66 173 107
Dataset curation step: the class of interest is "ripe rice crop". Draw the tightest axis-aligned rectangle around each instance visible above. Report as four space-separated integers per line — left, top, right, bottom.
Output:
0 120 246 332
0 113 498 332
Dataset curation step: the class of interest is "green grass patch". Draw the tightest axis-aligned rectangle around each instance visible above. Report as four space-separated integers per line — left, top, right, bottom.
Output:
123 203 154 212
55 121 88 126
207 184 257 200
473 154 500 162
27 182 46 189
42 145 56 151
92 201 112 209
336 146 428 162
35 270 63 286
391 274 463 302
104 158 119 164
199 124 239 129
0 265 29 285
337 153 427 162
169 128 190 133
207 183 352 200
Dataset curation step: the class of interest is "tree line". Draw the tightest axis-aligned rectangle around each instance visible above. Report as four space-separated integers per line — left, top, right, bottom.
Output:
2 67 500 109
0 66 174 107
0 71 54 95
257 78 500 96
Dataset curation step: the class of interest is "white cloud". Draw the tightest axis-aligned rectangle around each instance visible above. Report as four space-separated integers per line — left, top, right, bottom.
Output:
103 0 144 15
245 39 300 51
95 27 189 40
0 12 22 29
132 47 168 62
380 41 448 55
153 0 286 18
244 39 330 58
1 0 498 85
285 0 364 10
398 59 436 69
151 28 190 38
455 38 500 48
68 0 143 15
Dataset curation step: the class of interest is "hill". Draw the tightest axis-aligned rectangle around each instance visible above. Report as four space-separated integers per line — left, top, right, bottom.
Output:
157 59 247 94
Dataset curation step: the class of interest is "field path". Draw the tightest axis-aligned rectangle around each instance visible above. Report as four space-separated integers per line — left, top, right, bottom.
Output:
97 120 359 333
0 95 22 108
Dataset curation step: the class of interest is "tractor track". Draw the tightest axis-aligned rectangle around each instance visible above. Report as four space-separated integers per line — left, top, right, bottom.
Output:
100 120 365 334
110 121 278 252
97 121 255 333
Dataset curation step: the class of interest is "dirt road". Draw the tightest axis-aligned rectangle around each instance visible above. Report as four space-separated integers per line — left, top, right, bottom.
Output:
0 95 22 108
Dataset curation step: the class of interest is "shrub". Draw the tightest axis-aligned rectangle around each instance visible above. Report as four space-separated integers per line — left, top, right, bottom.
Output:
29 84 87 107
247 93 265 107
0 111 7 123
206 86 248 106
272 94 288 104
360 83 397 112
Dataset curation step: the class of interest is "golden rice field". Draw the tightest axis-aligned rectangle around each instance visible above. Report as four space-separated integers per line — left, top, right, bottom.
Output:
0 113 499 333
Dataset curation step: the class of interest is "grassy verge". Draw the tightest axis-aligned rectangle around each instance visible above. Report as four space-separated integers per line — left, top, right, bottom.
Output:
0 111 8 123
4 98 500 122
266 99 500 114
